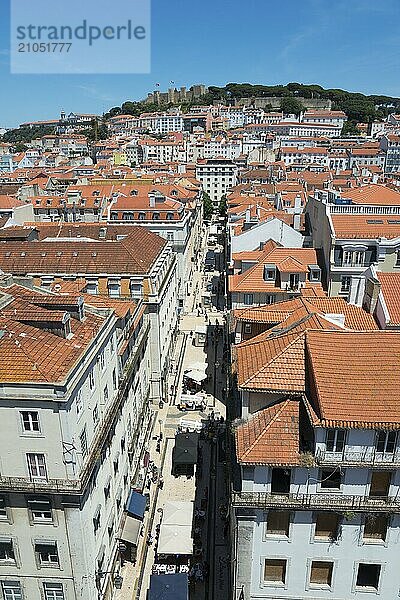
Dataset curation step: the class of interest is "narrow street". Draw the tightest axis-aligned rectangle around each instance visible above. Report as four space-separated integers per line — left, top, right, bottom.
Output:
116 221 231 600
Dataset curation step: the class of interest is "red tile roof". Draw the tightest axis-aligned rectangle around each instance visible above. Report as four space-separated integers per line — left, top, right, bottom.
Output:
236 399 300 465
376 272 400 326
306 330 400 428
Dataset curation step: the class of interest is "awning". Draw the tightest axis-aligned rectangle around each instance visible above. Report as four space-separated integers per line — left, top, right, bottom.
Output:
126 490 146 520
148 574 188 600
158 526 193 554
158 501 194 556
184 369 207 384
163 501 194 527
172 432 198 464
120 515 141 546
186 361 208 372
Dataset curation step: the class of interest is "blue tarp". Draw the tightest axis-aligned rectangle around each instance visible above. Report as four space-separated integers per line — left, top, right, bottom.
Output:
148 574 188 600
126 490 146 520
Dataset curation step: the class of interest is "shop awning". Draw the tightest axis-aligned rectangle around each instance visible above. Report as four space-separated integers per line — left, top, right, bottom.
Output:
157 501 193 556
184 369 207 383
163 501 194 527
126 490 146 520
120 515 141 546
158 525 192 554
148 574 188 600
172 432 198 465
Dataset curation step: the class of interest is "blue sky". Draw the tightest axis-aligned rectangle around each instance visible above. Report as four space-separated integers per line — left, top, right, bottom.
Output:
1 0 400 127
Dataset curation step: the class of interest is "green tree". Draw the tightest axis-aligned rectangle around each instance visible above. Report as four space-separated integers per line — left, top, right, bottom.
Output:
341 120 361 136
203 191 214 220
280 97 305 116
218 195 227 218
13 143 28 153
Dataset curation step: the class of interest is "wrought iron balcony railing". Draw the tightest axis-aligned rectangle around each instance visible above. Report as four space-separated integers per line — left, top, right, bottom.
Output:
232 491 400 513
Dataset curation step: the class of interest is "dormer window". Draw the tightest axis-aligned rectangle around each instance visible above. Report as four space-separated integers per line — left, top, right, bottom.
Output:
264 264 276 281
130 189 138 196
308 265 321 282
171 189 178 196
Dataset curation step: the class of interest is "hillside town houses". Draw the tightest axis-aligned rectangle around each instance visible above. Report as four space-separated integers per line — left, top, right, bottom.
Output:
2 96 400 600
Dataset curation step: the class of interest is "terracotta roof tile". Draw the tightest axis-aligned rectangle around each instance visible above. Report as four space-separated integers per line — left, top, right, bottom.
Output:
236 400 300 465
376 272 400 326
306 330 400 428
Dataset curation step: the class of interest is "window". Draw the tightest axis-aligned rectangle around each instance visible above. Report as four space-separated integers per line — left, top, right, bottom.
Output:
20 411 40 433
27 453 47 480
99 352 105 371
264 267 275 281
326 429 345 453
43 583 64 600
396 250 400 267
80 428 88 458
376 431 397 454
356 563 381 590
104 479 111 500
28 498 52 523
271 468 291 494
363 514 388 542
1 582 23 600
264 559 287 585
89 370 95 390
369 471 391 497
320 469 341 490
103 385 109 403
93 406 99 427
93 508 101 534
310 269 320 281
108 281 121 298
243 293 254 305
35 542 59 567
75 391 82 414
310 561 333 586
244 323 252 334
113 454 119 475
266 511 290 537
340 276 351 293
314 513 340 540
0 497 8 521
86 281 98 295
112 369 117 390
0 541 15 563
342 250 364 267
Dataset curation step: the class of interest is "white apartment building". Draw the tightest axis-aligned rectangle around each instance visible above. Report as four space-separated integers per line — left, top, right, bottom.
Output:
232 328 400 600
0 281 153 600
306 186 400 297
380 134 400 173
302 110 347 129
196 158 238 208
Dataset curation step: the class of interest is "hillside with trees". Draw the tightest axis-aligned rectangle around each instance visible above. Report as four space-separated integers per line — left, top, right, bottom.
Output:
104 82 400 125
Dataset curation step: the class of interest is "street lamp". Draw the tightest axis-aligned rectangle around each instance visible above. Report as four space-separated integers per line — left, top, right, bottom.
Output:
158 419 163 437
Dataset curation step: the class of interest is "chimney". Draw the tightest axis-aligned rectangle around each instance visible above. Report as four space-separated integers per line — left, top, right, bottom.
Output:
149 192 156 208
245 208 251 222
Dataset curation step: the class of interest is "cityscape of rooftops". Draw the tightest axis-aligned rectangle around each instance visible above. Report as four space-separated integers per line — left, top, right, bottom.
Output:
1 1 400 600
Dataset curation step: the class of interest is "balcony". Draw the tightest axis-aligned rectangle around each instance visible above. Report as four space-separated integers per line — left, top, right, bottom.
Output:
315 448 400 468
232 491 400 513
